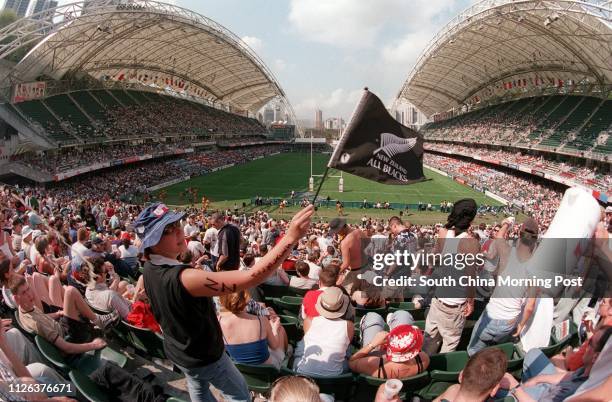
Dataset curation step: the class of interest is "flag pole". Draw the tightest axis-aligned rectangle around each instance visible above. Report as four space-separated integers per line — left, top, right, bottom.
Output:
311 166 329 205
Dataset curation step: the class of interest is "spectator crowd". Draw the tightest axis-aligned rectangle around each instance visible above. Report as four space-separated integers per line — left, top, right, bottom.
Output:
0 164 608 401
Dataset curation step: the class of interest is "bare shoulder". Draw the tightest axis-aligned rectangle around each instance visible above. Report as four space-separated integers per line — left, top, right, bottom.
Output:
434 383 460 402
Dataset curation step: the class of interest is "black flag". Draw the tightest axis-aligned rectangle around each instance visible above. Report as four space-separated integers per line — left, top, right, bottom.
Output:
328 89 425 185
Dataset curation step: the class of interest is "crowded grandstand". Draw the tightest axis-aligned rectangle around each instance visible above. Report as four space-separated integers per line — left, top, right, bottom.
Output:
0 0 607 401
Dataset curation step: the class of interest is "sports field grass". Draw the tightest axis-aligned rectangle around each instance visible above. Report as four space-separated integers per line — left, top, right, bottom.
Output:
159 153 502 226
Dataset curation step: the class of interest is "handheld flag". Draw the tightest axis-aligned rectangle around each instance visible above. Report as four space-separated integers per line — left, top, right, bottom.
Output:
328 88 425 185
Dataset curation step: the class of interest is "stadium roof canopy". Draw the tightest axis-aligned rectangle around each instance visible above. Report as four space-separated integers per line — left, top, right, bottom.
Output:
0 0 292 115
397 0 612 118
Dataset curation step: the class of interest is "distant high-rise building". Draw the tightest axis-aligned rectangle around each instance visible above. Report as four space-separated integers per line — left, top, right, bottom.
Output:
391 101 427 129
30 0 57 29
274 105 283 122
324 117 345 130
31 0 57 15
315 109 323 130
3 0 31 17
263 107 274 125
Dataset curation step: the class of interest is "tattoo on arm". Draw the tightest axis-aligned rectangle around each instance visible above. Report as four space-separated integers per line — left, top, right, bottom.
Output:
250 243 293 280
204 277 220 292
204 276 237 293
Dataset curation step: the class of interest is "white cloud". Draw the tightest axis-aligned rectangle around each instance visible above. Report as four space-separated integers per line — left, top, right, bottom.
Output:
381 30 435 69
241 36 263 53
288 0 459 48
273 59 287 72
293 88 365 118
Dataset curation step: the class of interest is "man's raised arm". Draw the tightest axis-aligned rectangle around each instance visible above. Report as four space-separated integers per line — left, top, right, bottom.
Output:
181 206 313 297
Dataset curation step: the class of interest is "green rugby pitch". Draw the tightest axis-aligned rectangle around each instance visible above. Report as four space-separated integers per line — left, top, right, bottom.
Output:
157 153 502 225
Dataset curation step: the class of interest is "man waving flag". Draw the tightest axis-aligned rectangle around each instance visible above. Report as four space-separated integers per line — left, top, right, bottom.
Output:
328 88 425 185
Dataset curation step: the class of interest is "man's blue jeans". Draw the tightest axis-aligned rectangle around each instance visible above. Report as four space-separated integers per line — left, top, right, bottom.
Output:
520 348 558 400
467 310 516 356
177 352 251 402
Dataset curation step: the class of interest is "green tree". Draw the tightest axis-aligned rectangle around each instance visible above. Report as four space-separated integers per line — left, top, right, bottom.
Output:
0 9 39 64
0 9 18 29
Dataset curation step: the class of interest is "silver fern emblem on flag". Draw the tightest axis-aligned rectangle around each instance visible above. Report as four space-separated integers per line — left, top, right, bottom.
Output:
373 133 417 158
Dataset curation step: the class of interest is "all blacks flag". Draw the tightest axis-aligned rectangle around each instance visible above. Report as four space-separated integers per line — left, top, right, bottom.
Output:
328 89 425 185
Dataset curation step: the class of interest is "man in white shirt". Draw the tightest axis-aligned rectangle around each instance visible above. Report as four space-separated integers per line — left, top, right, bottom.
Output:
204 216 220 266
71 227 90 271
183 215 199 238
467 217 538 355
306 251 322 281
368 225 388 256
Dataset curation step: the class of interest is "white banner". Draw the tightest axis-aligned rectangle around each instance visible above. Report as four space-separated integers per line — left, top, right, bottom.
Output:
12 81 46 103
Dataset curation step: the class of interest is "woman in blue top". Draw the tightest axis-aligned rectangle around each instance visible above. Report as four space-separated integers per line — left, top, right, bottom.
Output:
218 290 287 368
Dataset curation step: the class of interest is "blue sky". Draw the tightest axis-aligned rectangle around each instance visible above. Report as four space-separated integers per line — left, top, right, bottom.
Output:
61 0 477 122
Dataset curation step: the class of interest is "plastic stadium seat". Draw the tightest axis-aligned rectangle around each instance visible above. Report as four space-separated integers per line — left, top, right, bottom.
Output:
427 350 470 382
260 284 291 300
281 367 355 401
35 335 127 375
388 302 416 310
278 315 303 345
355 371 430 402
69 370 110 402
235 362 280 393
539 335 571 358
287 286 309 297
413 320 426 330
121 320 166 360
272 296 303 316
13 311 36 340
35 335 71 372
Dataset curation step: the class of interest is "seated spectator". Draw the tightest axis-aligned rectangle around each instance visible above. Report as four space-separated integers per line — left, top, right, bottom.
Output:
306 251 322 280
552 297 611 371
10 275 116 354
565 328 612 402
269 375 330 402
506 326 612 402
117 234 139 270
240 253 255 271
0 258 16 309
351 279 386 309
263 265 290 286
350 311 429 378
293 286 354 376
84 258 143 319
0 317 68 395
33 236 69 278
289 261 317 290
187 233 206 261
301 265 340 322
218 290 287 368
320 245 336 268
435 347 509 402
